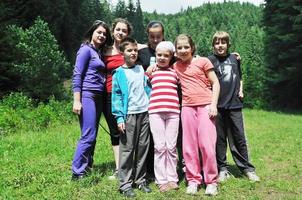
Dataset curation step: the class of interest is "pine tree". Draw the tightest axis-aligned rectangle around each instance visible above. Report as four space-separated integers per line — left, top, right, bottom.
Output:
263 0 302 109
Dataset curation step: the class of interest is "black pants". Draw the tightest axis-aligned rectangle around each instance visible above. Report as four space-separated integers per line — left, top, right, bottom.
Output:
103 92 119 146
216 108 255 173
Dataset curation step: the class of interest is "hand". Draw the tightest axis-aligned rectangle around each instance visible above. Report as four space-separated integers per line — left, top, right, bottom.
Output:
208 104 217 119
73 100 82 115
233 52 241 61
146 64 157 76
118 123 125 134
238 91 244 99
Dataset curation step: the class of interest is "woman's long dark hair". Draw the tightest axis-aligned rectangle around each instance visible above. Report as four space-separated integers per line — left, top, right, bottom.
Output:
83 20 113 53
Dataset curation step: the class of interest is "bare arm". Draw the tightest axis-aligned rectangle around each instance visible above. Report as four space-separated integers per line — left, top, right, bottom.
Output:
239 80 244 99
207 69 220 118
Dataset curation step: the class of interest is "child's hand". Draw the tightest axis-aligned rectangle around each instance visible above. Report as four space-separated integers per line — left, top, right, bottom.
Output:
238 91 244 99
233 52 241 61
208 104 218 118
146 64 157 76
118 123 126 134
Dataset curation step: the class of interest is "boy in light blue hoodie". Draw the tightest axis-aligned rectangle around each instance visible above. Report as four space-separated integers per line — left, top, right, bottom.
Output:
112 37 151 198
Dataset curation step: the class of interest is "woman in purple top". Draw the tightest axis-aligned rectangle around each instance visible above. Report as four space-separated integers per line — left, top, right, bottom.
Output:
71 20 113 180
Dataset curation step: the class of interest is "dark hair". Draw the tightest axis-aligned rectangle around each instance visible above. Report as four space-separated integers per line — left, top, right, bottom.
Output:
111 18 133 36
175 34 196 55
83 20 113 52
146 21 165 35
119 37 137 52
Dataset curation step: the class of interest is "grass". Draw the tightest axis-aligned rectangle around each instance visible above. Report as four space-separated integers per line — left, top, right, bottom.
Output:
1 109 302 199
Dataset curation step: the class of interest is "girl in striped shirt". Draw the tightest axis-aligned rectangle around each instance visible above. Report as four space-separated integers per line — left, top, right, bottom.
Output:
148 41 180 192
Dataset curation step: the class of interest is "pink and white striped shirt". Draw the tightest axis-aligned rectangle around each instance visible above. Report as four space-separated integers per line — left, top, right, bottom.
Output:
148 67 180 114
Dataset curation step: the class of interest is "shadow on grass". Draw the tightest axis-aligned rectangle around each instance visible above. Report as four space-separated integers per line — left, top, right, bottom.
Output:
93 161 116 176
228 164 244 178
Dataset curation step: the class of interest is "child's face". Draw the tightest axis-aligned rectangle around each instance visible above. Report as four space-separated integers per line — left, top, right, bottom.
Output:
176 39 193 62
213 39 228 56
122 43 138 66
156 48 172 68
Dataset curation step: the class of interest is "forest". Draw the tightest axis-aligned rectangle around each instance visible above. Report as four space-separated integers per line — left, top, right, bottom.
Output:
0 0 301 109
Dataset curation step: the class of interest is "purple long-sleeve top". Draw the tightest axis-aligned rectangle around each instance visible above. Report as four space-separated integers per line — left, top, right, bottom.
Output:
72 44 106 93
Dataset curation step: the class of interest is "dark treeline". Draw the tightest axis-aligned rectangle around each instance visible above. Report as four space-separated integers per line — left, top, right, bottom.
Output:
0 0 301 109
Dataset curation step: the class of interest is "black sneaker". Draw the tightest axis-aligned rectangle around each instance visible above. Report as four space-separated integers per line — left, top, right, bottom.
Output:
122 188 136 198
138 182 152 193
71 174 86 181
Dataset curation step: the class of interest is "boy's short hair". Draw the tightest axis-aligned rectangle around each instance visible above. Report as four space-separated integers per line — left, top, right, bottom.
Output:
212 31 231 47
119 37 137 52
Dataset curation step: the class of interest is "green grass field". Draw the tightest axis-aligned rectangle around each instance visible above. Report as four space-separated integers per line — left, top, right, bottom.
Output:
1 109 302 199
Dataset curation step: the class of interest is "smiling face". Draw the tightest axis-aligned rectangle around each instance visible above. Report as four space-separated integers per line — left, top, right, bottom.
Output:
213 38 228 56
113 22 129 43
90 25 107 48
122 43 138 66
156 48 172 68
148 26 164 50
176 38 194 62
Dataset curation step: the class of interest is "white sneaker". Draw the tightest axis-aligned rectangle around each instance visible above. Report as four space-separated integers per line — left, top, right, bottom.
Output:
186 183 198 195
218 170 231 182
108 170 118 180
205 184 218 196
245 171 260 182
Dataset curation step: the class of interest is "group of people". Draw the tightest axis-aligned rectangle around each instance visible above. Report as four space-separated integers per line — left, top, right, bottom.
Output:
71 18 260 198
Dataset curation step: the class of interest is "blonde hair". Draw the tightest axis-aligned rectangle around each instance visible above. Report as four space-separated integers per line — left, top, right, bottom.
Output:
212 31 231 47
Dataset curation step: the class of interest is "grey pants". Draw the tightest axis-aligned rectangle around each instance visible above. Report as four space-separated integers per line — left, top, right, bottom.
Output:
216 108 255 173
119 112 150 191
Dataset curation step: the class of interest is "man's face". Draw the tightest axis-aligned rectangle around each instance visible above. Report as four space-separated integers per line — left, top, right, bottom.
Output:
148 27 164 50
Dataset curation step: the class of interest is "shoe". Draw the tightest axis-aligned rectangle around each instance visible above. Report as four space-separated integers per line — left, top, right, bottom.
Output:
122 188 136 198
218 170 231 182
108 169 118 180
138 182 152 193
245 171 260 182
168 182 179 190
71 173 86 181
186 183 198 195
205 184 218 196
159 183 170 192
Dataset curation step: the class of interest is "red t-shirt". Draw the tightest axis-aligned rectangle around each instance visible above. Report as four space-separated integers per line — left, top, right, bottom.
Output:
103 54 124 92
173 57 214 106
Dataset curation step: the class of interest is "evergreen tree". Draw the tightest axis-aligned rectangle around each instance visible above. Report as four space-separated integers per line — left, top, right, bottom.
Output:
132 0 145 42
9 17 70 101
114 0 127 18
263 0 302 109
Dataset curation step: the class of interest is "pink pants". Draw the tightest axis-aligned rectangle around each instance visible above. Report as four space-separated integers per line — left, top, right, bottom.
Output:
149 112 179 185
182 105 218 185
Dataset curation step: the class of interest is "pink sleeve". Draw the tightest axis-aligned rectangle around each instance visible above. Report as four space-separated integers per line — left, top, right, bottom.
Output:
201 57 214 71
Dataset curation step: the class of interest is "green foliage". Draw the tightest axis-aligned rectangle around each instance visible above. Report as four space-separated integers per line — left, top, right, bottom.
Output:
0 93 74 136
263 0 302 109
144 2 267 108
9 17 70 101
